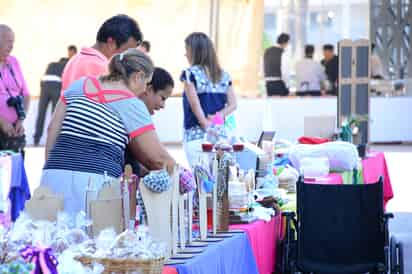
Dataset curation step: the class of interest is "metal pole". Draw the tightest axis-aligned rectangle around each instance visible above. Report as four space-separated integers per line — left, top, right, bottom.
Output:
215 0 220 53
209 0 215 40
209 0 220 52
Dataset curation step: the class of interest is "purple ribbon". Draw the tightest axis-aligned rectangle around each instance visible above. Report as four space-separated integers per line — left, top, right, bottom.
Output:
179 168 196 194
20 246 58 274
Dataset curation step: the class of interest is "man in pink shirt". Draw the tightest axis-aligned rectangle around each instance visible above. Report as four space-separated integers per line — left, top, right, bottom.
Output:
0 24 30 150
62 14 143 91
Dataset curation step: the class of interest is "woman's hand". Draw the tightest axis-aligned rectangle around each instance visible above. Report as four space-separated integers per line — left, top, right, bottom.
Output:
129 130 176 175
0 119 16 136
14 120 25 136
200 117 212 130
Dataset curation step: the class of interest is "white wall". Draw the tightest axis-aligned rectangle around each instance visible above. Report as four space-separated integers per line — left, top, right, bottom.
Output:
24 96 412 146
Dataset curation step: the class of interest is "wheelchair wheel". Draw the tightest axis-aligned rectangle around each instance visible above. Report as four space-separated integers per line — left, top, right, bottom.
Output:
398 242 404 274
283 228 297 274
390 236 404 274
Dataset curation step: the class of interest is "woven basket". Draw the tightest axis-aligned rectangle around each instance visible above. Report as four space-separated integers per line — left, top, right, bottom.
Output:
76 255 164 274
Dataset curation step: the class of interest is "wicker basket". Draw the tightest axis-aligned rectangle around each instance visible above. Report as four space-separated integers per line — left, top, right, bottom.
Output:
76 256 164 274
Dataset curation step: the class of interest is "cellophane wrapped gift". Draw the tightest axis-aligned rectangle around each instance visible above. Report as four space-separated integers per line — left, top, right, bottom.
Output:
1 209 167 273
74 226 167 274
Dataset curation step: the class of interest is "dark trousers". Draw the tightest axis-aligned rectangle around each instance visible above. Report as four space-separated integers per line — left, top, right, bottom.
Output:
326 84 338 96
296 90 322 96
0 130 26 155
33 81 61 144
266 80 289 96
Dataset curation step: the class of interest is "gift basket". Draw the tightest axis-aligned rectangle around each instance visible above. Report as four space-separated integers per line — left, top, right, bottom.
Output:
0 210 167 274
74 228 166 274
76 257 163 274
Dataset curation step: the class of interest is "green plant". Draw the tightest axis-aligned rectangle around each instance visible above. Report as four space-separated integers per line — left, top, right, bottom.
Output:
347 115 369 127
340 115 369 143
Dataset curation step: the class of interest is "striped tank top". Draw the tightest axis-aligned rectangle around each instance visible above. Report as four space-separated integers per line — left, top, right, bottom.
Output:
44 77 154 177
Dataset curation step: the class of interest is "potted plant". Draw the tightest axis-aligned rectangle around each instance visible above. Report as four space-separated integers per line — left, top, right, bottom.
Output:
340 115 369 158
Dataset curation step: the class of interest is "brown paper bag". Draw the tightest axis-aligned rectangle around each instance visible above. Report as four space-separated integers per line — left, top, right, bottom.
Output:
25 186 63 221
140 166 179 257
90 180 122 237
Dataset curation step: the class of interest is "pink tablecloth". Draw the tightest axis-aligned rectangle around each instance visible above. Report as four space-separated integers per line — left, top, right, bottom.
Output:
162 266 178 274
230 214 282 274
305 152 394 205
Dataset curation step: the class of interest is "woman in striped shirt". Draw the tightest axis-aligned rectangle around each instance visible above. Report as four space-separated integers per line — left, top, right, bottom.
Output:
41 48 175 215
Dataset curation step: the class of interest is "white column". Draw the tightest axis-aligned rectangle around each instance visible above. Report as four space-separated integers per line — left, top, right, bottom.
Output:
342 2 351 38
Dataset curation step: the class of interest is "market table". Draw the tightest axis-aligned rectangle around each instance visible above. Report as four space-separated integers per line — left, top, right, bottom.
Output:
231 214 282 274
163 231 259 274
163 214 282 274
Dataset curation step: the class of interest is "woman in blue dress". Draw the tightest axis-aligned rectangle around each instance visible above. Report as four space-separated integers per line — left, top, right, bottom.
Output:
181 32 237 167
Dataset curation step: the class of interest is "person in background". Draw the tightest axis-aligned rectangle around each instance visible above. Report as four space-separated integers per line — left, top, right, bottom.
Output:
137 40 151 54
263 33 290 96
67 45 77 59
125 67 174 176
42 49 175 214
295 45 327 96
140 67 173 115
371 43 384 79
321 44 339 95
181 32 237 167
61 14 142 91
0 24 30 152
33 45 78 145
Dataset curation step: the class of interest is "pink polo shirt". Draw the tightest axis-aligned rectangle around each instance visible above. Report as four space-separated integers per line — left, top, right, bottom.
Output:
0 56 30 124
61 47 109 92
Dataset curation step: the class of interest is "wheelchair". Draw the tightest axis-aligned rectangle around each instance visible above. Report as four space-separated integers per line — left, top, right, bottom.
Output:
277 176 404 274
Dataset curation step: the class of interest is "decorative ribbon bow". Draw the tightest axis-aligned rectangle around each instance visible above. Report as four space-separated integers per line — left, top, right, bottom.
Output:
20 246 58 274
179 168 196 194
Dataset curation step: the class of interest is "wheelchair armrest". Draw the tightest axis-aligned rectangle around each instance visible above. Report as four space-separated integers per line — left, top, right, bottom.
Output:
282 211 296 219
384 212 394 220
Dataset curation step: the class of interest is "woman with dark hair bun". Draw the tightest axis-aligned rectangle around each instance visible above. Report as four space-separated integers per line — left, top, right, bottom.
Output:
139 67 174 115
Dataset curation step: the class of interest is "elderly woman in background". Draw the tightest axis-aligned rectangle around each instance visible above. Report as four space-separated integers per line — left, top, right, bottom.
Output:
42 48 175 214
0 24 30 152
